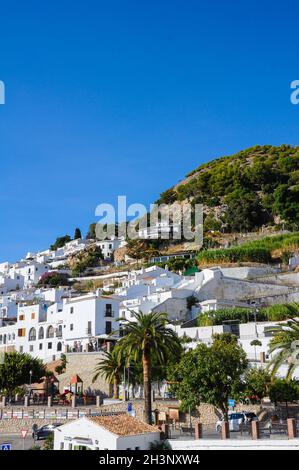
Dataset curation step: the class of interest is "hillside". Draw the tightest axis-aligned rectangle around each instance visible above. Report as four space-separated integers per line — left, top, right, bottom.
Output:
157 145 299 233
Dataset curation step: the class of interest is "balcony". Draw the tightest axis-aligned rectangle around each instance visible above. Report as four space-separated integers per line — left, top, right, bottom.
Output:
104 309 114 317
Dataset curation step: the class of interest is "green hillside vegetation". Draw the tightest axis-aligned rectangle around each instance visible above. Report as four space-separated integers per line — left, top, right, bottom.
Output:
158 145 299 232
197 232 299 265
197 303 299 326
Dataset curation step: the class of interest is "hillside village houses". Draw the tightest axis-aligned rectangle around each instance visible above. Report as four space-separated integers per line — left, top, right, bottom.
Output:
1 234 299 383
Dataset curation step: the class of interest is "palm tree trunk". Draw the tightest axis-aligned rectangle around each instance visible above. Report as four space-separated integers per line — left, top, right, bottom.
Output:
142 350 152 424
113 374 119 399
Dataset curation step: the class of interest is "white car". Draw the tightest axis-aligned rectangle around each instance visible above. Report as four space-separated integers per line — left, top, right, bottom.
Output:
216 412 258 432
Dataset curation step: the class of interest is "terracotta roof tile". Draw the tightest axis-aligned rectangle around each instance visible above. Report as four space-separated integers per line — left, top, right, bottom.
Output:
87 414 159 436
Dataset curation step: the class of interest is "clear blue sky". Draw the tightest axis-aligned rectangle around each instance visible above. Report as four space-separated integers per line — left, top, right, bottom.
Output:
1 0 299 261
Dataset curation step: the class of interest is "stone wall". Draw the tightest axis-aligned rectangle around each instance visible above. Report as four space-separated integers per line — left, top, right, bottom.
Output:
53 352 111 396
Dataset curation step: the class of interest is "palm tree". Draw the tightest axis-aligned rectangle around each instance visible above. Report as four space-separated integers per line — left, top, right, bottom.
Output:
117 311 182 424
92 349 122 399
268 318 299 379
250 339 262 361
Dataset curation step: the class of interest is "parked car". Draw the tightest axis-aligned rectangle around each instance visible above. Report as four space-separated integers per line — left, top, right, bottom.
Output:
32 423 62 440
216 412 258 432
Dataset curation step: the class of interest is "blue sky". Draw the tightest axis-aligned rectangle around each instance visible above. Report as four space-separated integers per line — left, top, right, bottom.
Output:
1 0 299 261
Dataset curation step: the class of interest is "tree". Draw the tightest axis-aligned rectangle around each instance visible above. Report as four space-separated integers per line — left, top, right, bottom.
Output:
274 184 299 226
43 433 54 450
250 339 262 361
74 227 82 240
92 349 123 399
126 240 149 266
169 333 248 420
55 354 68 375
243 367 271 403
38 271 70 287
50 235 71 251
0 352 47 399
86 223 96 239
225 189 266 232
117 311 182 424
69 245 104 276
268 318 299 379
268 378 299 417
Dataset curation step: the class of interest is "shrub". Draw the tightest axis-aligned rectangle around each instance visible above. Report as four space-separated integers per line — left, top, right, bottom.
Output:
197 307 266 326
261 303 299 321
197 247 272 264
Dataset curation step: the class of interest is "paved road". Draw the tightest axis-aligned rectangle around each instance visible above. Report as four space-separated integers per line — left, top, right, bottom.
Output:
0 434 36 451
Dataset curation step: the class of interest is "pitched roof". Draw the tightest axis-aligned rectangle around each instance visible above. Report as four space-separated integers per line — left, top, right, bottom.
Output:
87 414 159 436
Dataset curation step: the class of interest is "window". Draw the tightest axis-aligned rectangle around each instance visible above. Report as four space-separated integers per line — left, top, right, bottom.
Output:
19 314 25 321
29 345 34 352
105 321 112 335
39 343 43 350
60 443 64 450
105 304 113 317
46 325 54 338
18 328 26 337
48 342 52 349
70 324 74 331
70 307 74 314
29 327 36 341
87 321 92 335
31 312 35 320
57 325 63 337
19 346 23 353
38 327 44 339
57 342 62 352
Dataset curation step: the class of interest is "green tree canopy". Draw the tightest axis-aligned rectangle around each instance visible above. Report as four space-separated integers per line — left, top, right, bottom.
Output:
50 235 71 251
0 352 47 398
74 227 82 239
169 333 248 419
243 367 272 402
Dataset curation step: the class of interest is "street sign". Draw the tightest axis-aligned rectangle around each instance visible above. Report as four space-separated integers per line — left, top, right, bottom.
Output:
21 430 28 439
1 443 12 450
228 399 235 407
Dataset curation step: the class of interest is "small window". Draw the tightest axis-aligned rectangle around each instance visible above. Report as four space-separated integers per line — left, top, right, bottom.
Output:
39 343 43 350
70 307 74 314
60 442 64 450
105 322 112 335
70 324 73 331
48 342 52 349
19 346 23 353
19 314 25 321
31 312 35 319
29 345 34 352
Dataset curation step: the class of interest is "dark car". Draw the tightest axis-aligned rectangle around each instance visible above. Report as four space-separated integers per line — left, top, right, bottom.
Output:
32 423 62 440
244 412 258 423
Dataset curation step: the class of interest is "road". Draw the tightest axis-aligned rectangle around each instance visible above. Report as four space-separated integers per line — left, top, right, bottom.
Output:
0 434 36 451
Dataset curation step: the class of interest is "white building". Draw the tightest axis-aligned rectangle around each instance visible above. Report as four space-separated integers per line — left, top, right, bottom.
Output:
9 261 49 288
96 237 127 260
63 293 121 354
138 221 181 240
54 415 161 450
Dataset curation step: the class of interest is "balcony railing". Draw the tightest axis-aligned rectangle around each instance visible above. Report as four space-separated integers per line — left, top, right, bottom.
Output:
104 309 114 317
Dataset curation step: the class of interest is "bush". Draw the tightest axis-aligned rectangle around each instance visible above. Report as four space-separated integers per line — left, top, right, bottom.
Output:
197 304 299 326
38 271 70 287
261 303 299 321
197 307 266 326
197 247 272 264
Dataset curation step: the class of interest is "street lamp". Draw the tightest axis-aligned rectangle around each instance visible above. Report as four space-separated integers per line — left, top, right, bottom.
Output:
29 370 33 395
